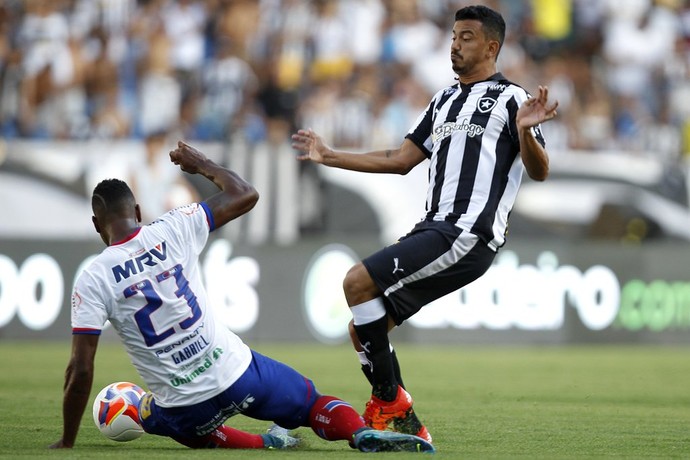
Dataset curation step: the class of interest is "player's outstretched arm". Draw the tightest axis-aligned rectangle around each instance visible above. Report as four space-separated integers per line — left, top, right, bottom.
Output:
50 334 99 448
169 141 259 229
291 129 426 175
516 85 558 181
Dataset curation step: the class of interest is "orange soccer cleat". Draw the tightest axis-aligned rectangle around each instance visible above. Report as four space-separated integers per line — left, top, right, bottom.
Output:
393 407 433 443
362 386 414 431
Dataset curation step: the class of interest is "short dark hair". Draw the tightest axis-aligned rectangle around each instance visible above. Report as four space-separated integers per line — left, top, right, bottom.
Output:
92 178 135 216
455 5 506 51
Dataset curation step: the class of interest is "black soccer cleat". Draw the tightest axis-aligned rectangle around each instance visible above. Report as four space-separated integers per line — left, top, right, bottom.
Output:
353 428 435 453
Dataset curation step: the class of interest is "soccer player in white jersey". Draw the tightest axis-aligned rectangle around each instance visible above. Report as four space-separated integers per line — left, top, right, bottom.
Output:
50 141 434 453
291 4 559 443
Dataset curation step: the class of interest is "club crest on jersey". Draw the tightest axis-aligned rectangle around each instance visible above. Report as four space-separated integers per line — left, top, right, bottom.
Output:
477 97 497 113
112 241 168 282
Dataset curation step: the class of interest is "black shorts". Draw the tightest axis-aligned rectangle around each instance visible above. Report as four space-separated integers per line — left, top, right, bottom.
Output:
362 220 496 325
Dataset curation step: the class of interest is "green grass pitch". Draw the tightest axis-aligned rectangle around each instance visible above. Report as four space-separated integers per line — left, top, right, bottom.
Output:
1 341 689 459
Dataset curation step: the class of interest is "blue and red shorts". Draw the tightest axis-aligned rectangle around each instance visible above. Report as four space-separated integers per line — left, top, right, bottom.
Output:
139 350 319 438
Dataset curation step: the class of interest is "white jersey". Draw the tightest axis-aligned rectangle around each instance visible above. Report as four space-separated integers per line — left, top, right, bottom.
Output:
71 203 252 407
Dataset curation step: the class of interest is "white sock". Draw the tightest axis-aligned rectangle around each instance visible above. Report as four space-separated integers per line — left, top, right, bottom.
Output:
350 298 386 326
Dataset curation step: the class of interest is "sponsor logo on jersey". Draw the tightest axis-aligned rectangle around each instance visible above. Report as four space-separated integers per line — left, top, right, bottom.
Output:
170 346 224 387
432 118 485 143
487 83 506 92
112 241 168 282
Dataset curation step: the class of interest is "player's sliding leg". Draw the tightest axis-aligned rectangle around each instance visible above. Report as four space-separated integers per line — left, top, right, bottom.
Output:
348 318 432 442
172 424 295 449
308 395 368 442
139 389 298 449
353 429 435 453
309 395 435 453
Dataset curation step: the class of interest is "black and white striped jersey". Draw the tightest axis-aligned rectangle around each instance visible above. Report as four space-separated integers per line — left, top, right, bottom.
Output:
405 72 546 251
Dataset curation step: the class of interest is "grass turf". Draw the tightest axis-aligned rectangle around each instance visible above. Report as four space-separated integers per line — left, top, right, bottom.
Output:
1 341 689 458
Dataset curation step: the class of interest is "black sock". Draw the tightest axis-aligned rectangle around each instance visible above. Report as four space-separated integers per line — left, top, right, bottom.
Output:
353 321 407 400
361 350 404 389
360 363 374 386
391 348 405 390
351 311 404 391
362 348 405 389
353 316 397 401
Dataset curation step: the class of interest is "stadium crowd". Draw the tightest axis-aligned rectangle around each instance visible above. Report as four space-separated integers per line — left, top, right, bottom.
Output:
0 0 689 160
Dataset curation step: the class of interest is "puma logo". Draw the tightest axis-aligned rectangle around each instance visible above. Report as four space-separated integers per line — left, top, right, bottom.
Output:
392 258 405 275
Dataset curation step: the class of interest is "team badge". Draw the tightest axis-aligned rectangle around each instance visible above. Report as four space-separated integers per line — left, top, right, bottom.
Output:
477 97 497 113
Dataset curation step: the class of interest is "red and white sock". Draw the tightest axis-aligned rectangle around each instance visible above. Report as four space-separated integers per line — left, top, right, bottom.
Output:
309 395 367 442
174 425 265 449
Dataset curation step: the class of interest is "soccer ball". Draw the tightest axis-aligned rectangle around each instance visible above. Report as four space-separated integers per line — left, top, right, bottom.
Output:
92 381 146 442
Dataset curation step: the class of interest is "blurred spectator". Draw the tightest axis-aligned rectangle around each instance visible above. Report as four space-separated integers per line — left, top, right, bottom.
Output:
129 130 200 223
342 0 385 66
136 12 180 137
0 2 22 137
162 0 206 88
382 0 440 65
161 0 207 135
216 0 261 60
371 68 429 148
666 5 690 157
84 26 130 138
601 0 680 151
16 0 89 138
195 36 259 141
254 0 311 126
0 0 686 164
307 0 352 83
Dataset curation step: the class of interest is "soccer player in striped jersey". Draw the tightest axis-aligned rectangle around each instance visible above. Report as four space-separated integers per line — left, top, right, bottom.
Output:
291 4 558 443
50 141 434 453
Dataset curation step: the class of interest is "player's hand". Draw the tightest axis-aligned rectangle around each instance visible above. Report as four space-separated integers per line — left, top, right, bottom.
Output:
291 129 328 163
169 140 208 174
516 85 558 129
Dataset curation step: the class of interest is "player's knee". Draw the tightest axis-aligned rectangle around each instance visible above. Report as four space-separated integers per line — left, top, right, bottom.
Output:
343 264 377 304
342 265 359 294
